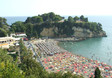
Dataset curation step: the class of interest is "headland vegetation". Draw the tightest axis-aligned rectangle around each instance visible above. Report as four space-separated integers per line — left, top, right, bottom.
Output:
9 12 107 41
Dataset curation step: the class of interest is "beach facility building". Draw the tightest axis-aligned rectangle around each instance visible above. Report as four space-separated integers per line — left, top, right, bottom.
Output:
0 37 16 49
0 33 27 49
11 33 27 38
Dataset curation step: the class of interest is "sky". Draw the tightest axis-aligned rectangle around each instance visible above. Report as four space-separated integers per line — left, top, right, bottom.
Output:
0 0 112 16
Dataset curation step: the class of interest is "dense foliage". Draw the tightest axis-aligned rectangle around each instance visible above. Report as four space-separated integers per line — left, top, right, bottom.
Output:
0 49 25 78
10 12 103 38
0 17 9 37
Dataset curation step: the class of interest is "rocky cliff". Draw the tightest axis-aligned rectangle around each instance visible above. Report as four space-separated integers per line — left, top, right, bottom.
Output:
40 27 107 38
72 27 107 38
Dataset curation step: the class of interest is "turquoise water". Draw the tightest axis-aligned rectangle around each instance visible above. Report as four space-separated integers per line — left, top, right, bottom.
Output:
59 16 112 65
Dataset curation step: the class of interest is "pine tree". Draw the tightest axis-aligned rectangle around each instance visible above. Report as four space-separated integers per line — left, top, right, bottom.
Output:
94 67 102 78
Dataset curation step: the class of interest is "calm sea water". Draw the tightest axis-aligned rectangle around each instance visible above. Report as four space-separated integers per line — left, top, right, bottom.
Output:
4 16 112 65
4 16 28 25
59 16 112 65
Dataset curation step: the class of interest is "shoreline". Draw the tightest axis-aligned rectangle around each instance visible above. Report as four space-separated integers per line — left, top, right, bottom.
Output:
43 35 107 42
47 37 86 42
31 39 112 78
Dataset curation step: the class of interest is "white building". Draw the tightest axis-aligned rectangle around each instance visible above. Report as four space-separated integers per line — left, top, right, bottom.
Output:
0 37 16 49
11 33 27 38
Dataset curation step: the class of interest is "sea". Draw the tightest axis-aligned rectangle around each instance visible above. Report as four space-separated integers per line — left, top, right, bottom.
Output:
4 16 112 65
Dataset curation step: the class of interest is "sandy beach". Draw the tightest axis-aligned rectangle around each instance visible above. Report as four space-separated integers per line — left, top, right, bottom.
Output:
31 39 112 78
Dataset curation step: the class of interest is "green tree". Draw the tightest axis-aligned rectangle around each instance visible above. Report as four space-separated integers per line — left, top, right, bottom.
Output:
41 13 49 22
33 31 38 38
62 72 72 78
0 17 8 27
0 61 25 78
74 16 79 22
31 16 43 24
54 15 63 22
0 28 7 37
25 17 31 23
84 18 88 22
0 17 9 36
40 12 63 22
80 15 84 21
19 39 31 62
49 12 55 21
68 16 74 23
11 21 25 32
0 49 13 62
0 48 25 78
25 23 33 39
94 67 102 78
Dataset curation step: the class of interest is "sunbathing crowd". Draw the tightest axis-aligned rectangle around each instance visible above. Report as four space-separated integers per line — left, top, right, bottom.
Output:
41 52 112 78
32 39 112 78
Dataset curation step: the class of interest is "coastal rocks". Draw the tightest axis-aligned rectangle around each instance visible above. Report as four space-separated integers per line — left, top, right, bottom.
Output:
72 27 91 38
72 27 107 38
94 31 107 37
40 26 107 39
40 27 58 37
40 28 54 37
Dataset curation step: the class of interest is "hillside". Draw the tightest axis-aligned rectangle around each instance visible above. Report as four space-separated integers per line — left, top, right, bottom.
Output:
10 12 107 39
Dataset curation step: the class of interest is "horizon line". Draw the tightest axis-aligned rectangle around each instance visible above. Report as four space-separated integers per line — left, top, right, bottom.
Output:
1 15 112 17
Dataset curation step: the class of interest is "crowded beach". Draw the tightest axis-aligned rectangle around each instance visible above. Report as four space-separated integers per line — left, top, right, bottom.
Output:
30 39 112 78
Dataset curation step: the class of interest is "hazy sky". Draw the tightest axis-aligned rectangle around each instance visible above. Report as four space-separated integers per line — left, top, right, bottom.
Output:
0 0 112 16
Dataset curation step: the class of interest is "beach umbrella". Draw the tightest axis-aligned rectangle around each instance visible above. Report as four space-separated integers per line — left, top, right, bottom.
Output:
103 62 107 65
45 67 48 69
89 75 92 78
73 71 76 74
49 62 52 64
100 66 103 68
110 71 112 73
105 70 108 72
75 68 77 71
83 66 85 68
50 65 54 68
91 73 93 75
93 65 96 68
48 57 50 61
64 71 67 73
69 66 72 69
101 68 104 71
63 68 65 70
105 76 108 77
84 71 87 73
77 73 80 75
91 59 93 62
105 67 109 69
55 67 57 69
57 70 60 72
78 69 81 73
82 62 85 64
45 62 47 64
44 58 47 62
